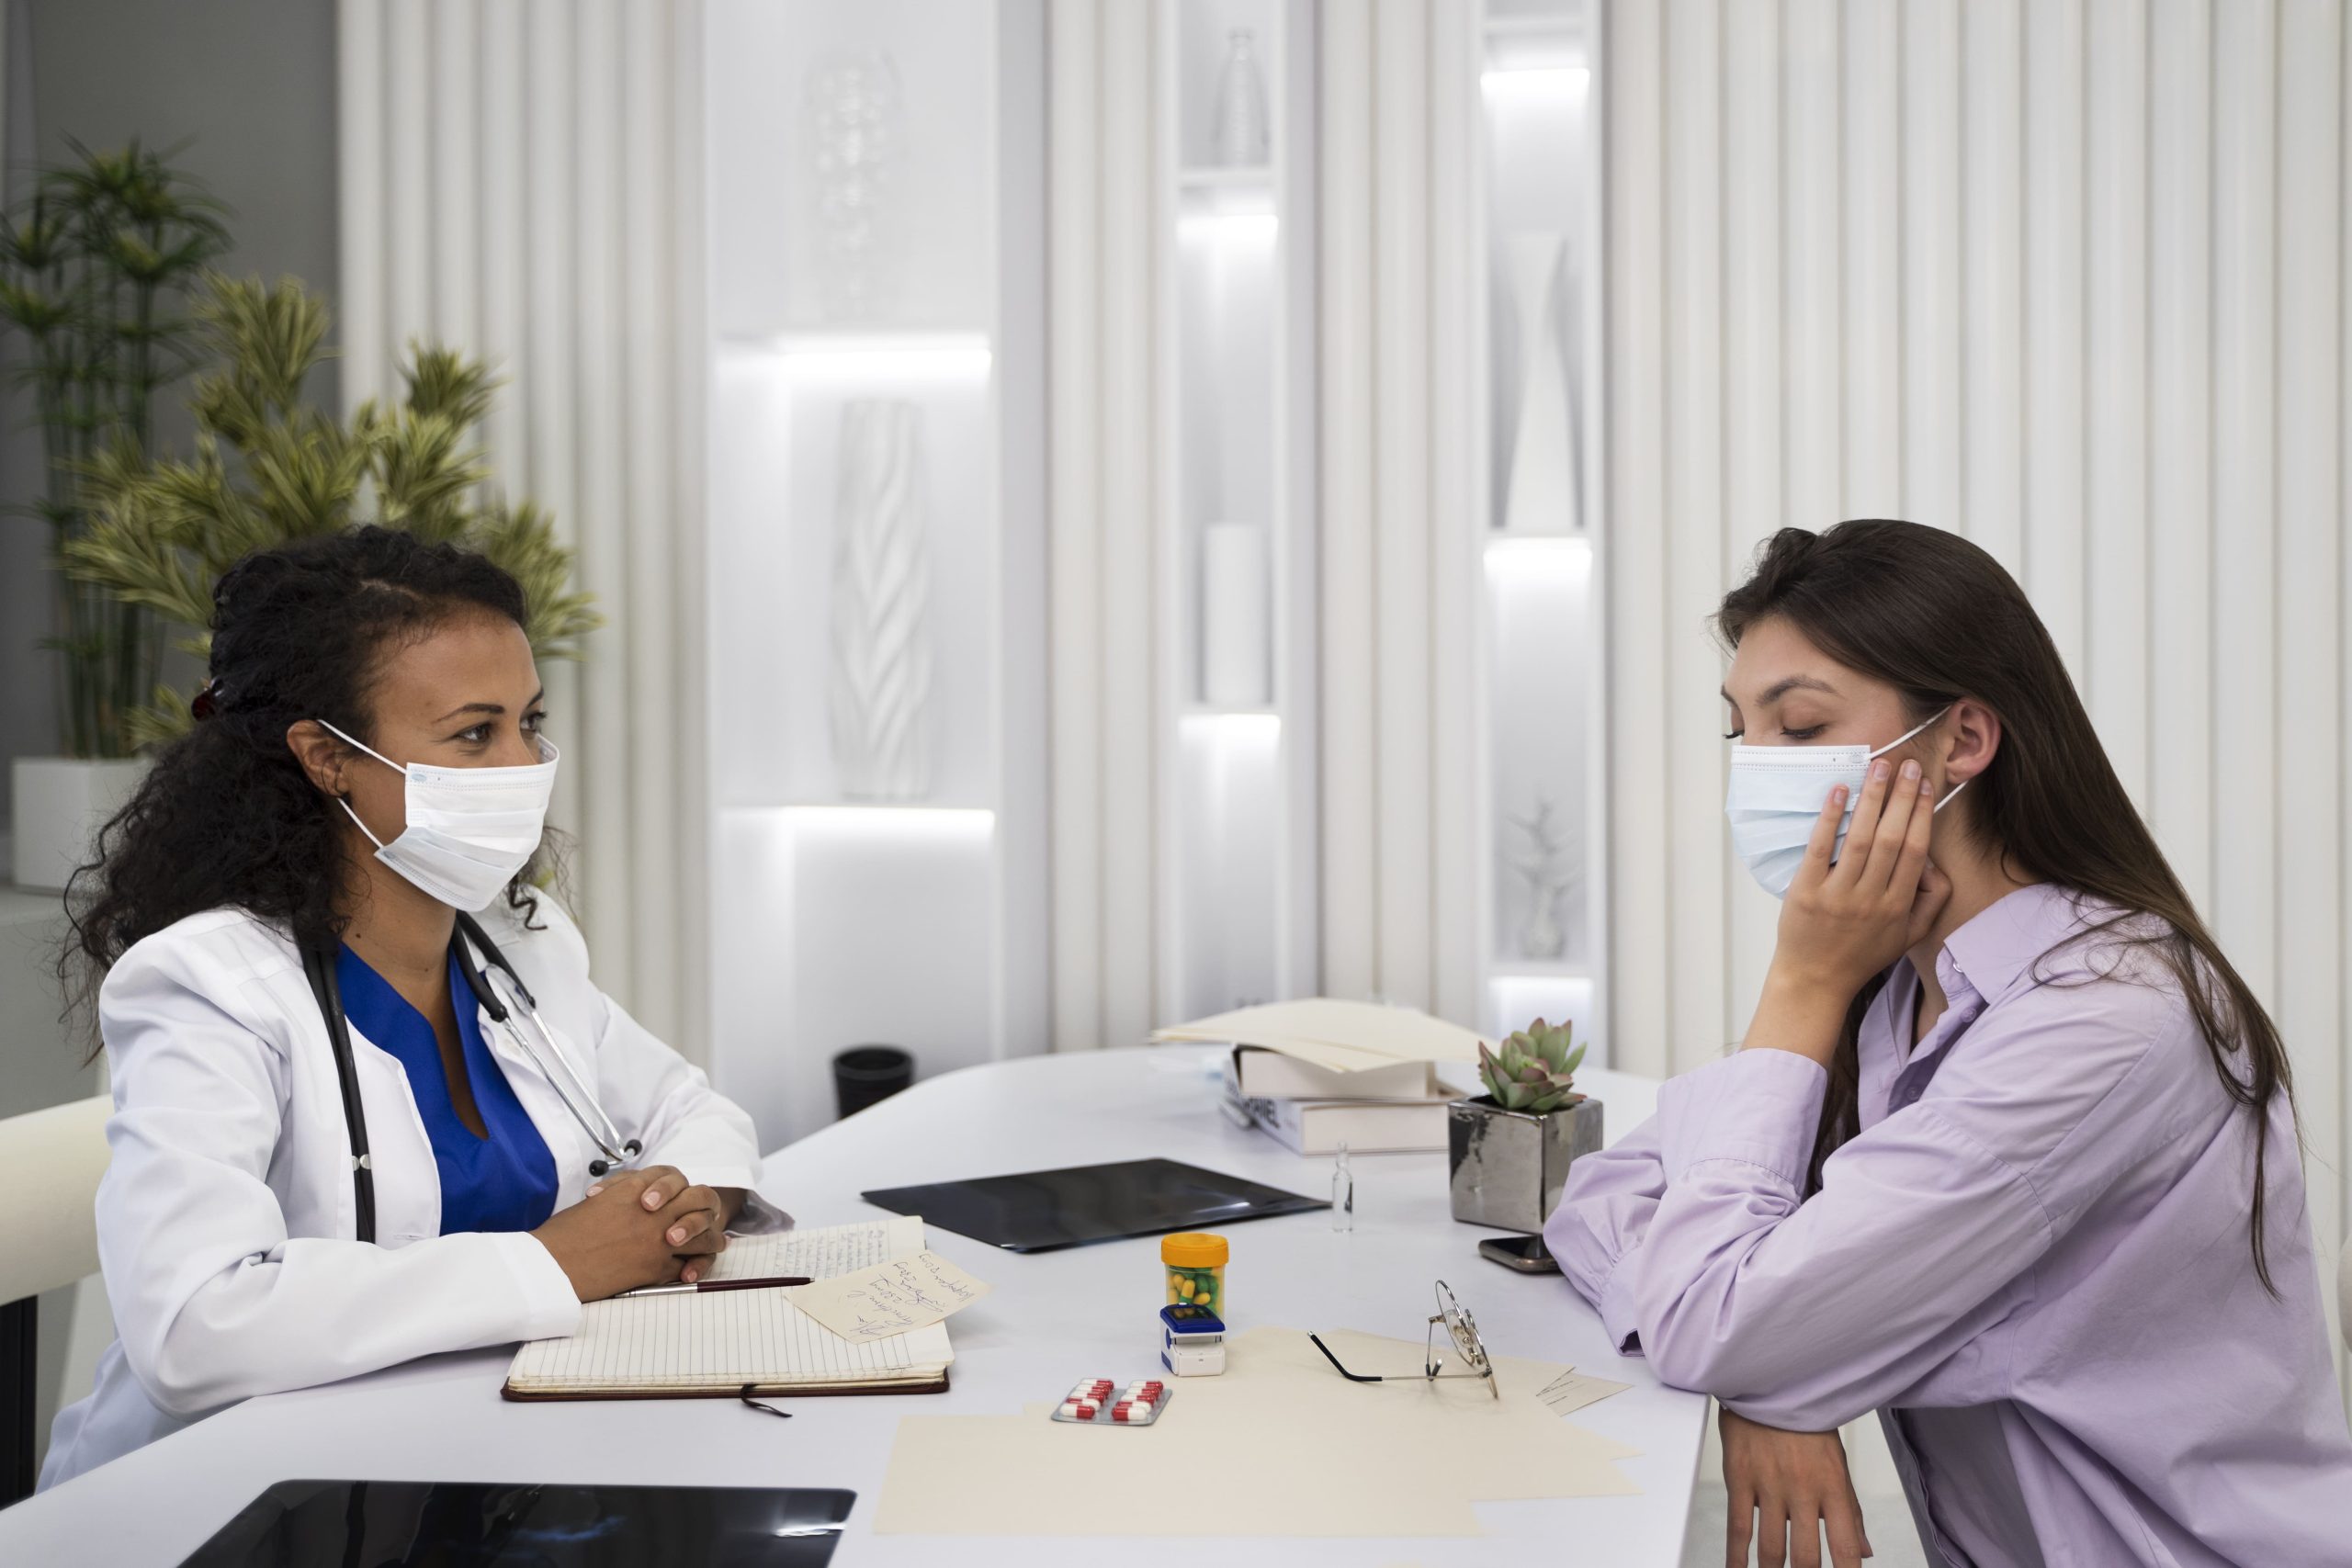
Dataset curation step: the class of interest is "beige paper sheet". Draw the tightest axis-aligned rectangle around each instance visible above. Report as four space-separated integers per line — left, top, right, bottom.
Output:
784 1250 991 1341
873 1326 1639 1538
1538 1367 1634 1416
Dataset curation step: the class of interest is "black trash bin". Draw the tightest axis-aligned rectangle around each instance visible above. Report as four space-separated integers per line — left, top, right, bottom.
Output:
832 1044 915 1121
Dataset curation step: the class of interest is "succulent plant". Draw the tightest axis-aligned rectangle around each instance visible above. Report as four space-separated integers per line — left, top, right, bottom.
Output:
1477 1018 1587 1114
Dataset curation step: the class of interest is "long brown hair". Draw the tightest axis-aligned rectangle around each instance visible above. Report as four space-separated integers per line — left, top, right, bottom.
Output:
1714 520 2296 1291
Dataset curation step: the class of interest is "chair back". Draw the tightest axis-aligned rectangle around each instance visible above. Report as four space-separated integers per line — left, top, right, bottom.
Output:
0 1095 110 1305
0 1093 109 1503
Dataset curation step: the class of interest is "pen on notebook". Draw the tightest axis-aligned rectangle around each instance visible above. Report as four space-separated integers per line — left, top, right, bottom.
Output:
624 1276 814 1297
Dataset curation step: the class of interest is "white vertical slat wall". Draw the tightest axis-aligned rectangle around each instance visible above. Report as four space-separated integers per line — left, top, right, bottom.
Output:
1317 0 1483 1022
1046 0 1162 1054
1604 0 2349 1391
336 0 711 1057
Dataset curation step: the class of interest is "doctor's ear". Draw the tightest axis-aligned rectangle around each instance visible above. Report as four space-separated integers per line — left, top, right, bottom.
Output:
286 720 354 798
1939 699 2002 786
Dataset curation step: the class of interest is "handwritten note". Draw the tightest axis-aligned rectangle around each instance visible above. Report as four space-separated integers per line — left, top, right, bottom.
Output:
698 1217 907 1283
786 1250 992 1342
1536 1367 1633 1417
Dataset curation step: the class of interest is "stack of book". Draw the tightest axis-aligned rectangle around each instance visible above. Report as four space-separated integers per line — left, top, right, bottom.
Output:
1153 998 1489 1156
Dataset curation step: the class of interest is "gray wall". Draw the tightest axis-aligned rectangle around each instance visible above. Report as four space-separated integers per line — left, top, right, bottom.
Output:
1 0 338 808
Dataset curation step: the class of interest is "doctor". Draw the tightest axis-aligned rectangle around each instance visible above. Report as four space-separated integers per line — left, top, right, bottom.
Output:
42 526 784 1488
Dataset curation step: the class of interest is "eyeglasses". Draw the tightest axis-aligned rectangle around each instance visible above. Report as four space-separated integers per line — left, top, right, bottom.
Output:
1310 1280 1498 1400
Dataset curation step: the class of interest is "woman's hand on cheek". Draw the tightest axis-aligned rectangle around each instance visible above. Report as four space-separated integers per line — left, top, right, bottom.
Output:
1773 757 1950 998
1742 758 1951 1066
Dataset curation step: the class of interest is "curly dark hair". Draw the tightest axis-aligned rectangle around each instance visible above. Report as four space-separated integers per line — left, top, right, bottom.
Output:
61 525 558 1036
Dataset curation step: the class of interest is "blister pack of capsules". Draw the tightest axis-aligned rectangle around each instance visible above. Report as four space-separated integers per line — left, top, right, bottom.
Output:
1050 1378 1172 1427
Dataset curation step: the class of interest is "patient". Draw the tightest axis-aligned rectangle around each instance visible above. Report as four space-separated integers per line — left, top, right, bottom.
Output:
1546 520 2352 1567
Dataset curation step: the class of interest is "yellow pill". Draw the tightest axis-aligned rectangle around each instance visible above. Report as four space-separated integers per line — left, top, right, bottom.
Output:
1193 1290 1212 1304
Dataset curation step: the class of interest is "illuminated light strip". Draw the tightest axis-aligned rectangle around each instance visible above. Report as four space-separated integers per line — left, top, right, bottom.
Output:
770 805 997 838
1483 535 1594 586
764 333 993 382
1179 711 1282 741
1490 975 1596 1042
1177 211 1279 246
1479 65 1591 96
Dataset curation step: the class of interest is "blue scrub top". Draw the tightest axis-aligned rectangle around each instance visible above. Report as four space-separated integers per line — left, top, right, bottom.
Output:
335 943 560 1234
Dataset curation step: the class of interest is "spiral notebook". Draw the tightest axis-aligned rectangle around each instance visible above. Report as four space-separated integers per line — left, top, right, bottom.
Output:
503 1216 953 1402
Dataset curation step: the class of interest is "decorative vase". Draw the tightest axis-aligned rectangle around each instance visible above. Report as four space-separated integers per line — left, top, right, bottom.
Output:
1502 232 1579 534
827 400 932 800
805 49 903 321
1447 1093 1604 1234
1507 793 1576 960
10 757 147 892
1211 29 1270 166
1519 897 1566 962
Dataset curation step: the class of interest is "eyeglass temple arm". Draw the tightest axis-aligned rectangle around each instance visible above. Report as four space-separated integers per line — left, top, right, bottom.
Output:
1308 1334 1392 1383
1314 1331 1492 1389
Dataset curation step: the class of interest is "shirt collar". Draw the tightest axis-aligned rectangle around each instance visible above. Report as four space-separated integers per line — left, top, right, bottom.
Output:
1935 882 2090 1006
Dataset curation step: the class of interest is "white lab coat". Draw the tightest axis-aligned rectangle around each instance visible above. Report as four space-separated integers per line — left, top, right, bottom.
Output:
40 897 785 1490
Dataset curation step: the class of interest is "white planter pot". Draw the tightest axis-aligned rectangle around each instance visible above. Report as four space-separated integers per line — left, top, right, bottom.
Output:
10 757 148 892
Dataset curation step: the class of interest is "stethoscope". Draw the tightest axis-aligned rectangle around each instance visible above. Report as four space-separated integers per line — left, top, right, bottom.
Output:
300 911 641 1244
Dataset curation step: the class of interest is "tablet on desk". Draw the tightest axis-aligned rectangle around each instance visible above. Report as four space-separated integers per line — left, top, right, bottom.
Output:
176 1481 855 1566
863 1156 1329 1251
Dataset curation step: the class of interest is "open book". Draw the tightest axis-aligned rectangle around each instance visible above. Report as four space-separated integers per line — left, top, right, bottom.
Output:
1154 998 1489 1076
503 1216 953 1401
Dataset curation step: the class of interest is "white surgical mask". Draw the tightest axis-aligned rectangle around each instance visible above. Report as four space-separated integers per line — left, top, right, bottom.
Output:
1724 707 1967 899
319 720 558 912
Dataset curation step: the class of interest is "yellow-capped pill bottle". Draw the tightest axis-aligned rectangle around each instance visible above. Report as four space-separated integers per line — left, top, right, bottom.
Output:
1160 1232 1228 1316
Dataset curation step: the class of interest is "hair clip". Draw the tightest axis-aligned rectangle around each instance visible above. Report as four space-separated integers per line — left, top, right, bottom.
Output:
190 679 223 721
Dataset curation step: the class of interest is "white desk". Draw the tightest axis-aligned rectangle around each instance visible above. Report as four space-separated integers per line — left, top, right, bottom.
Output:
0 1047 1704 1563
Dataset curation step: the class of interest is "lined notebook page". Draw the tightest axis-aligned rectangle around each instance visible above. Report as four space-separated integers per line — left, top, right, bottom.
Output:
698 1214 926 1284
509 1288 951 1393
512 1215 946 1394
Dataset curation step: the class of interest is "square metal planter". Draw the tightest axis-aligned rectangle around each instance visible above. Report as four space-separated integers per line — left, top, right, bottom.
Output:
1447 1094 1604 1234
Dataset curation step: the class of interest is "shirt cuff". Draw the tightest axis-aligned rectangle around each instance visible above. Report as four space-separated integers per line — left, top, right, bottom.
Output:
491 1232 583 1341
1657 1048 1829 1190
1593 1258 1646 1357
729 1188 793 1234
675 1165 792 1234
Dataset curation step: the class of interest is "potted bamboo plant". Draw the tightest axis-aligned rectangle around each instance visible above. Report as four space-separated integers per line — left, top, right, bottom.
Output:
1447 1018 1603 1235
1 142 225 887
57 274 600 762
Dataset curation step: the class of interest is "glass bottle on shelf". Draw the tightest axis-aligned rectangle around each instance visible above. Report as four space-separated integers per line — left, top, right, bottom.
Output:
1211 29 1270 167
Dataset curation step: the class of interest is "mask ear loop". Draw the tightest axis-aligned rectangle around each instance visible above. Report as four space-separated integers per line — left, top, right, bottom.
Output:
318 720 406 851
1866 704 1956 761
1871 705 1974 811
335 795 391 852
316 719 409 776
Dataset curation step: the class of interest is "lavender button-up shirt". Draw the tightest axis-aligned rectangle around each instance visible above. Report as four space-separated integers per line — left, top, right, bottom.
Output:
1545 884 2352 1566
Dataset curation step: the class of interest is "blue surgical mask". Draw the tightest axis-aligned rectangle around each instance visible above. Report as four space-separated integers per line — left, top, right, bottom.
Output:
1724 708 1966 899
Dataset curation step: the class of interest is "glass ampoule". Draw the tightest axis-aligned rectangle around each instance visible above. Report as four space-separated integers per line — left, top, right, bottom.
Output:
1330 1139 1355 1233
